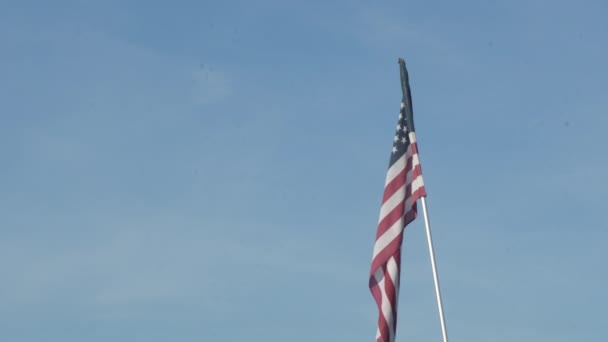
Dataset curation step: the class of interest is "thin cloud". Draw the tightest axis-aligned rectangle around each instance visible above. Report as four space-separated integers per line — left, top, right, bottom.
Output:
191 65 231 105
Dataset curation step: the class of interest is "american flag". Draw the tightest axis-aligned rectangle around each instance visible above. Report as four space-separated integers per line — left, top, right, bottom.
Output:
369 98 427 342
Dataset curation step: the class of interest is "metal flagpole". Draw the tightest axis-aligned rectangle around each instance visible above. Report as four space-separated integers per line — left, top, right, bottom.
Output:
398 57 448 342
420 197 449 342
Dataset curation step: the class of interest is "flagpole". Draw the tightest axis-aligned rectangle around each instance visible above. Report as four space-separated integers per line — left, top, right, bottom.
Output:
398 57 448 342
420 197 448 342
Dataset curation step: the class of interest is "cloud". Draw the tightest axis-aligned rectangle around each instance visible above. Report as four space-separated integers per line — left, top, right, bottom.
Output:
0 218 215 307
0 211 359 320
191 64 231 105
347 6 447 53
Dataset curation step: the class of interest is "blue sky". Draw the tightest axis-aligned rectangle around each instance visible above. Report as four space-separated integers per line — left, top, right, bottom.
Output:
1 0 607 341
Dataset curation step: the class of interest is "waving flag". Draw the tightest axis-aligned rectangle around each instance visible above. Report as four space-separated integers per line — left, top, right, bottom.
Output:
369 95 426 341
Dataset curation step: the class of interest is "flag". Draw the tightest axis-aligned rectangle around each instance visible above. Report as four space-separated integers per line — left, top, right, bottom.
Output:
369 65 426 342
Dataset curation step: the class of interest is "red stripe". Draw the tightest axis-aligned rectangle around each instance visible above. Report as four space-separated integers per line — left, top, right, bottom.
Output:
370 229 403 277
382 151 413 203
376 266 393 342
387 252 401 335
376 169 423 238
379 156 420 207
375 200 405 238
412 185 427 200
377 303 391 341
376 157 413 237
381 147 416 204
373 177 425 270
383 264 397 316
369 274 383 310
410 142 421 155
409 164 423 185
369 269 391 342
382 167 407 203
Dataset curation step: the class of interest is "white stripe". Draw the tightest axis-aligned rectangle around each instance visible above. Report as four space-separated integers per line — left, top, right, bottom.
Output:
386 257 399 342
403 146 420 178
407 132 425 188
410 176 425 194
410 152 420 171
384 144 421 190
406 154 421 186
377 186 405 223
402 176 424 214
372 217 404 259
408 132 418 144
375 268 395 342
372 269 383 341
374 149 425 260
377 147 419 222
384 154 407 186
378 149 423 221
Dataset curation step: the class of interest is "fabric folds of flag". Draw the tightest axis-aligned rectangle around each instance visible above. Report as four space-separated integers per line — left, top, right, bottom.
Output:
369 101 427 342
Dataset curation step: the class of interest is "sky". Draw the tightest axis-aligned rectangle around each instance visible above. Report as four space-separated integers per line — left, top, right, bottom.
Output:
1 0 607 341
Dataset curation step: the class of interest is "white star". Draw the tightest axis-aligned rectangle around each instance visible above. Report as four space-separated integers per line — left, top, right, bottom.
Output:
400 102 405 109
394 136 399 142
392 146 398 153
401 125 407 132
401 137 407 143
396 124 402 131
399 113 404 120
